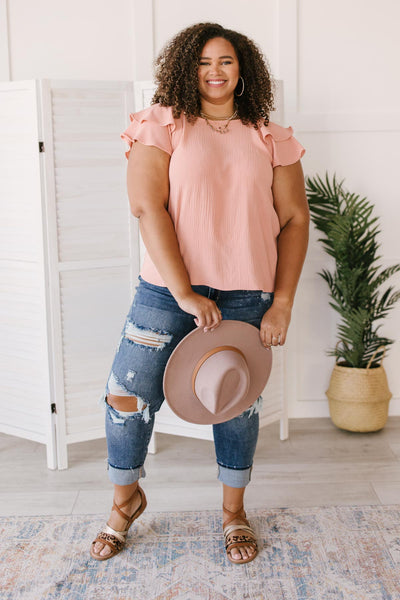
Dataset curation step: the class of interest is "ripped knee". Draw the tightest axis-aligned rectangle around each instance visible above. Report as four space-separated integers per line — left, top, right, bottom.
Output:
104 391 150 424
107 393 146 413
102 372 151 423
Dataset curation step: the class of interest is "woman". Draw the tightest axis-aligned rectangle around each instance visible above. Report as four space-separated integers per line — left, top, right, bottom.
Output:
91 22 309 565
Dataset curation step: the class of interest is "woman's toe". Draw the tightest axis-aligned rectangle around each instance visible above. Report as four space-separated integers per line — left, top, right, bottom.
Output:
93 541 109 556
100 545 111 556
238 546 253 560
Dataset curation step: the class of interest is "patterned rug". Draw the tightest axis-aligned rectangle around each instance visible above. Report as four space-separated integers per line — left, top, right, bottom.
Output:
2 505 400 600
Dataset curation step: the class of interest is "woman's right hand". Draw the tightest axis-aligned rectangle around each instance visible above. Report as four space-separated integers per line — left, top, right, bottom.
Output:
176 291 222 332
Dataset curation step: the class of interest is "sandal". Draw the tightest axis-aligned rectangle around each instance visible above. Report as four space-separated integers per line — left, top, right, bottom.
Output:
90 485 147 561
223 504 258 564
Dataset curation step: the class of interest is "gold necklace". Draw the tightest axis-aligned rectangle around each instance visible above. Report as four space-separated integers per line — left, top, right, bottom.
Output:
200 105 238 134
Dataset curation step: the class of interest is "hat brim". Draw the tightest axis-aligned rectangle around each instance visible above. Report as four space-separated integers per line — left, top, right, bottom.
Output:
163 320 272 424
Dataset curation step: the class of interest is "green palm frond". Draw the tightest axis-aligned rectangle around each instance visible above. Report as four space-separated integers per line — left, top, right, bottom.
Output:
305 172 400 368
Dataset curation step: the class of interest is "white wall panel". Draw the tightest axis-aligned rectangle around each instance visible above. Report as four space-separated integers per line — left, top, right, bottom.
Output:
279 0 400 131
288 0 400 416
6 0 134 81
300 131 400 258
153 0 278 69
0 0 10 80
298 0 400 115
297 130 400 412
293 271 338 403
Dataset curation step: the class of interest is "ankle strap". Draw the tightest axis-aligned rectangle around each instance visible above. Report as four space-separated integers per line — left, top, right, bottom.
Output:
112 486 142 521
222 504 246 526
120 486 141 508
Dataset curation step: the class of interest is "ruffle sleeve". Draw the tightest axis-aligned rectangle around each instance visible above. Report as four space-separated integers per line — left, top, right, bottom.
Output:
120 103 175 159
259 121 305 167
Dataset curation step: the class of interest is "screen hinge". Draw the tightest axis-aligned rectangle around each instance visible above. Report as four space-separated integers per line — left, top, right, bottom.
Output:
51 403 57 414
39 141 45 152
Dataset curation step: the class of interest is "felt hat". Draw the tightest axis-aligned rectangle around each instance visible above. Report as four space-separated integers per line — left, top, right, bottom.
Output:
163 320 272 425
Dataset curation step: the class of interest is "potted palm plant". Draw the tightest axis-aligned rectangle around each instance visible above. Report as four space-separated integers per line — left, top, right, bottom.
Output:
305 173 400 432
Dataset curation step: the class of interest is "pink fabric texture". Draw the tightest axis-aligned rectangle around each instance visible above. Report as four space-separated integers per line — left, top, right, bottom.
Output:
121 104 305 292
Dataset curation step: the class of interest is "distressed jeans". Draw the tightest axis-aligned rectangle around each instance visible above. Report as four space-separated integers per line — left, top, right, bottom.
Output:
100 275 274 488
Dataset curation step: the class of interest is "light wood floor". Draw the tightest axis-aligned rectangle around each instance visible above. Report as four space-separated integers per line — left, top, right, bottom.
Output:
1 417 400 516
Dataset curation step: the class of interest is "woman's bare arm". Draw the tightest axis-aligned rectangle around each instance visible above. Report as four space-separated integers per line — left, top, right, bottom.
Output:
127 141 221 330
127 142 191 300
259 160 310 347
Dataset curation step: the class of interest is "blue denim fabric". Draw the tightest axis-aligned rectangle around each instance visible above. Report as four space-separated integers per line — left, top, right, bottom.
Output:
100 275 274 488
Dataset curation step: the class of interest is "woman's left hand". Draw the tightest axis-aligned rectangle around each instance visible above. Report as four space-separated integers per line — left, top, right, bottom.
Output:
259 298 292 348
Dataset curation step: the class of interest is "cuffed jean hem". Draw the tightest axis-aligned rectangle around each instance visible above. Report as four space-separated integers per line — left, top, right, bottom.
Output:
217 464 253 488
107 463 147 485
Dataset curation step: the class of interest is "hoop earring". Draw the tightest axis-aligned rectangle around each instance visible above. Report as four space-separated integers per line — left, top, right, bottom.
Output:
235 76 245 97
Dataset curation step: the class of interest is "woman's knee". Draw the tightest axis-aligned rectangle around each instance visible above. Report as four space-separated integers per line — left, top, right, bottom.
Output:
107 393 147 413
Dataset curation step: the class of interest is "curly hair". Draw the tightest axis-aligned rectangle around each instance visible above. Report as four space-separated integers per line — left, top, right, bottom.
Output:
152 22 275 128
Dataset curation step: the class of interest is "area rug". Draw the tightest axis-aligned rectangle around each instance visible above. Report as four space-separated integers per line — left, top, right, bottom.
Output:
1 505 400 600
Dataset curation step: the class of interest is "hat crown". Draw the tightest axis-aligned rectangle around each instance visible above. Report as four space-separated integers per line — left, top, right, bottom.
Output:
193 347 250 415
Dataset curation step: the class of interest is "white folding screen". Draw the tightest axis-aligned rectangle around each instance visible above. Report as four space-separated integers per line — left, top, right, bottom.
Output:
0 79 139 469
0 80 56 467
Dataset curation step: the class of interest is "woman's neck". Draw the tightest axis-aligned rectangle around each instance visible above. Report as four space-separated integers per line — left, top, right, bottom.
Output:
200 99 236 119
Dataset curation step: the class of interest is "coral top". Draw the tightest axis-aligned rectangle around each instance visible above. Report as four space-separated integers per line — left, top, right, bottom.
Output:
121 104 305 292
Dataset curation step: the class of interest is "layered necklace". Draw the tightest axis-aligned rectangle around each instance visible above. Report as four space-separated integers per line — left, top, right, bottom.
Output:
200 103 238 134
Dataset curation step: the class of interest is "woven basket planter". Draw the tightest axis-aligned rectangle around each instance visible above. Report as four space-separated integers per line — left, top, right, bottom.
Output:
326 346 392 432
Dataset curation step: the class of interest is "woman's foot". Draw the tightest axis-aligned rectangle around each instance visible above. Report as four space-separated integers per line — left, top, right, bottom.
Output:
223 505 258 562
92 484 144 558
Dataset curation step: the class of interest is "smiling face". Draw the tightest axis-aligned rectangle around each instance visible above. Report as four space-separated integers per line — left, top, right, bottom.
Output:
197 37 240 114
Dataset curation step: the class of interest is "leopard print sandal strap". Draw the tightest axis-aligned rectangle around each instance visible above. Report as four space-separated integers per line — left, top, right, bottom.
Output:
90 485 147 561
222 504 258 564
91 525 126 559
223 524 258 564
